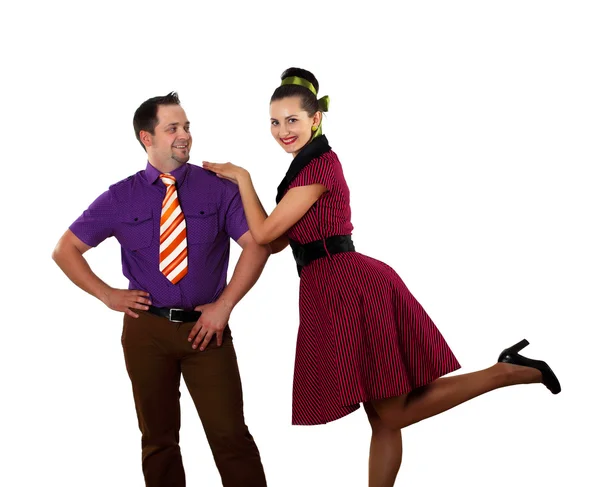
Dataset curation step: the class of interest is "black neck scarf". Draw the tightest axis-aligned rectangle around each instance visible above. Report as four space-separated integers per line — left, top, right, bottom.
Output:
275 135 332 204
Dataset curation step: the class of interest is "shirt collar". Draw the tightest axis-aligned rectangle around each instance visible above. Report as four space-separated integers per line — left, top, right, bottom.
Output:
145 161 189 185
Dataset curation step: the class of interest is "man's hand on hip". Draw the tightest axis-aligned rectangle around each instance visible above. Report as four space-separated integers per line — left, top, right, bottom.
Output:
188 300 233 351
101 288 152 318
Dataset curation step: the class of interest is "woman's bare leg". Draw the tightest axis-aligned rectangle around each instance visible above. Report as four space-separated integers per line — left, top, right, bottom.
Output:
370 362 541 430
364 402 403 487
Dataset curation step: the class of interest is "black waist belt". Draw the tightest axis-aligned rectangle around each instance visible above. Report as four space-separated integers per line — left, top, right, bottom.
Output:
147 305 201 323
289 235 355 276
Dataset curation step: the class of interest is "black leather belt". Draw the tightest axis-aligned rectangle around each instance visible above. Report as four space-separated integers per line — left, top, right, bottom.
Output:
289 235 355 276
147 305 202 323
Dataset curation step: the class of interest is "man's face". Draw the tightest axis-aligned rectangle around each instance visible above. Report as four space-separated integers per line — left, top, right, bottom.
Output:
144 104 192 165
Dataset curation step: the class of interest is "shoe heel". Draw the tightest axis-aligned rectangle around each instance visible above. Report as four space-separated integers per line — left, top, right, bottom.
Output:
506 338 529 354
499 339 530 362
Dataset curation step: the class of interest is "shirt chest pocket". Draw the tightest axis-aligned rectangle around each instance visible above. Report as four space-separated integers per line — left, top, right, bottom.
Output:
184 203 219 244
117 209 154 251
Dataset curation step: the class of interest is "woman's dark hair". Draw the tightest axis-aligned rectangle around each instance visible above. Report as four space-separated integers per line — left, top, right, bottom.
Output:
133 91 181 150
270 67 320 116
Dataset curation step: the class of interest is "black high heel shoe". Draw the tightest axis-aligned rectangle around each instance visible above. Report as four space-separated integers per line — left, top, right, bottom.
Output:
498 339 561 394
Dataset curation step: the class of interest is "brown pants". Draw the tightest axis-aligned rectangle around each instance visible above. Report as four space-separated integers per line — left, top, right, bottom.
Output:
121 311 267 487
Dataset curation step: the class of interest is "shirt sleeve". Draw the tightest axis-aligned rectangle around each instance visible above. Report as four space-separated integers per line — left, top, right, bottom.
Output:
69 189 118 247
223 182 250 242
288 155 336 192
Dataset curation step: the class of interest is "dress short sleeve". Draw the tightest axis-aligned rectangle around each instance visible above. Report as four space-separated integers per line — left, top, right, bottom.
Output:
288 154 336 192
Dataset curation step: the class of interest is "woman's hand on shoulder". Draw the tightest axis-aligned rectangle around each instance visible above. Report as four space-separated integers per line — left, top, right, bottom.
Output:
202 161 248 185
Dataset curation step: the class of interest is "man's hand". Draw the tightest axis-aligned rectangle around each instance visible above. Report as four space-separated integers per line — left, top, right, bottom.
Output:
188 299 233 351
101 288 152 318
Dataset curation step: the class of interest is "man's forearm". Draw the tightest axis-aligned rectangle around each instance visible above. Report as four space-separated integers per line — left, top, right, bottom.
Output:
217 243 270 309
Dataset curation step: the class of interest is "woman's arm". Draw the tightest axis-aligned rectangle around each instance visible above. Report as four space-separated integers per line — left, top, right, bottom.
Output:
202 161 326 246
269 235 290 254
245 182 289 253
236 172 326 245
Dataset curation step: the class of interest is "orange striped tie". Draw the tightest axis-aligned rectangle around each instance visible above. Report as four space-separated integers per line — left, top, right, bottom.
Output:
159 174 188 284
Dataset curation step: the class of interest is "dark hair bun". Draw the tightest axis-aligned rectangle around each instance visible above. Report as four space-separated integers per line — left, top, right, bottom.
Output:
280 67 319 93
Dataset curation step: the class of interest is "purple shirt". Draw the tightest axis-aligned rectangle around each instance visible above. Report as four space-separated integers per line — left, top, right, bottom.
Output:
70 162 249 309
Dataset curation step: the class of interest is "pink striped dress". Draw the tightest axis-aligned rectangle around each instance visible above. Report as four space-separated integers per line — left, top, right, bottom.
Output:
284 149 461 425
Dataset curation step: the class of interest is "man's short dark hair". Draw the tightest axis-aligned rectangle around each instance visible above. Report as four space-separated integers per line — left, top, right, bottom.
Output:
133 92 181 151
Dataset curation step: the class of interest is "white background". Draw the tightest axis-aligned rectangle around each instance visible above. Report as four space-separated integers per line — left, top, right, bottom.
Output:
1 1 598 486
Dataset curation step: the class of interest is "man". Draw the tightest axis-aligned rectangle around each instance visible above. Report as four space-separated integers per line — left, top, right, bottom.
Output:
52 92 270 486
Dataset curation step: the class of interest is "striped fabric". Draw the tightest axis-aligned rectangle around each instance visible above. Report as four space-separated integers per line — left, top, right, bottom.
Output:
284 151 461 425
159 174 188 284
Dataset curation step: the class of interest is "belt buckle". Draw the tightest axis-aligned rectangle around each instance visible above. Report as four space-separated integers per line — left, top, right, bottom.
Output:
168 308 184 323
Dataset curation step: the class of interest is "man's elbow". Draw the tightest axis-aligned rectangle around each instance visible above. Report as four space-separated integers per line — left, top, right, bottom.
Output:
51 239 64 263
52 230 87 264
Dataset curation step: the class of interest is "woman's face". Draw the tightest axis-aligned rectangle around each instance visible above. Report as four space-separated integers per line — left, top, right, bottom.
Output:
270 96 321 156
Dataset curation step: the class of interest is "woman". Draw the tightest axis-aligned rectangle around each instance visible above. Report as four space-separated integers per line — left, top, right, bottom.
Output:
202 67 560 486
